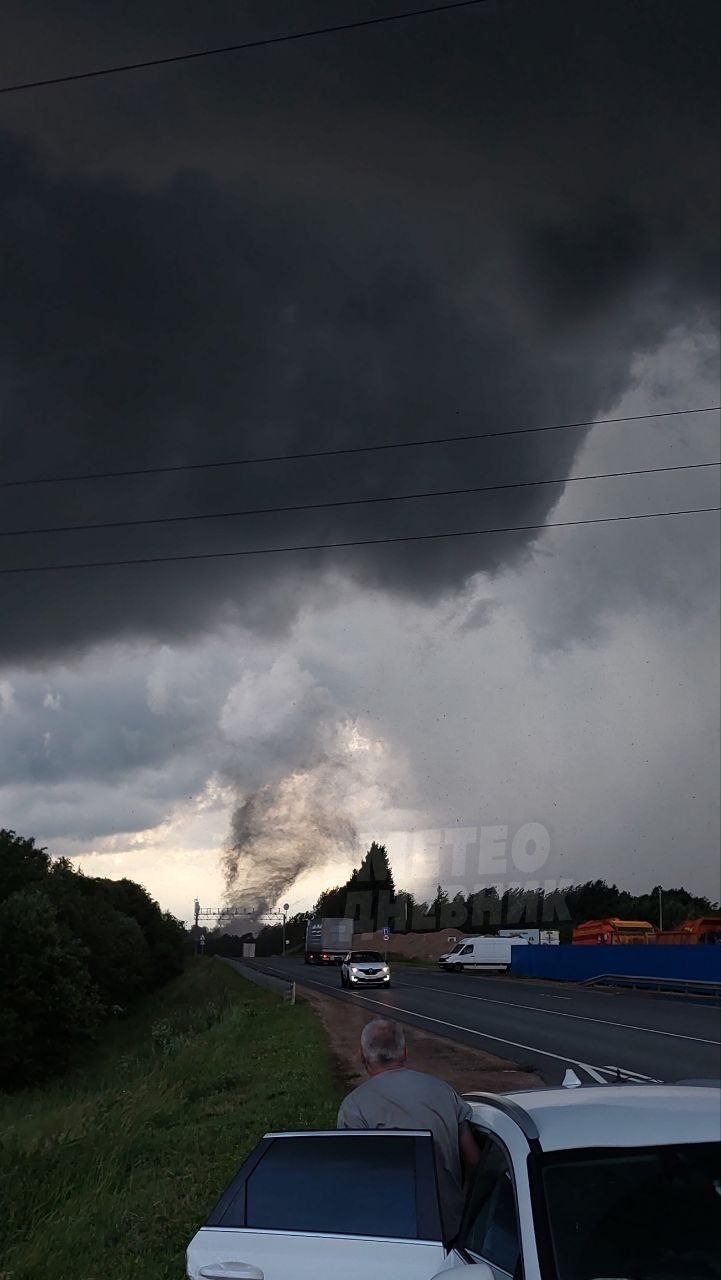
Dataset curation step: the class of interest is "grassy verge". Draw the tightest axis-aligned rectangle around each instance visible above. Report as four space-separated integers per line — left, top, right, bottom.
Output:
0 959 341 1280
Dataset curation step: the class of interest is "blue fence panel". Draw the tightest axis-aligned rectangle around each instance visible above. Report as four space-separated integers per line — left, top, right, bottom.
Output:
510 944 721 984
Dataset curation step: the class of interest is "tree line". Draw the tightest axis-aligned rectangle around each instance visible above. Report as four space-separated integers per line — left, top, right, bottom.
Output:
0 828 186 1090
244 842 718 955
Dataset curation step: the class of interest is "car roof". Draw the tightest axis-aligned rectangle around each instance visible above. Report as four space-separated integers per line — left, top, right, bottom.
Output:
467 1084 721 1152
263 1129 433 1139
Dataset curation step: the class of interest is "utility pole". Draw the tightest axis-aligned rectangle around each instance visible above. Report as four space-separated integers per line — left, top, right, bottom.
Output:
282 903 289 955
658 886 663 933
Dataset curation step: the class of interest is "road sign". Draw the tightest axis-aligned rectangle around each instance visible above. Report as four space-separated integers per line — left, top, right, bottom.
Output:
382 926 390 942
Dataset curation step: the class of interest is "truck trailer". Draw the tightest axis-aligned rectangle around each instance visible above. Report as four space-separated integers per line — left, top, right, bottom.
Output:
657 917 721 945
305 917 354 964
572 918 655 945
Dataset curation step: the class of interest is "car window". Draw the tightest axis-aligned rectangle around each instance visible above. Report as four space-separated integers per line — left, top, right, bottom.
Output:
460 944 474 955
349 951 383 961
542 1142 721 1280
461 1140 520 1277
206 1134 443 1242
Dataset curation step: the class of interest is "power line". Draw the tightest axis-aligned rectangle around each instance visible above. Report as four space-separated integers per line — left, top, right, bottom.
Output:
1 506 717 577
2 405 718 491
2 460 717 539
0 0 488 96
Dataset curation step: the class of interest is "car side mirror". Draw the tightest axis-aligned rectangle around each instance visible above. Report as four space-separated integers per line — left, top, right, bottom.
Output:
431 1266 494 1280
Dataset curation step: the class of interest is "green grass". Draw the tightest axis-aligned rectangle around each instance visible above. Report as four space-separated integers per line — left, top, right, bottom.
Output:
0 959 341 1280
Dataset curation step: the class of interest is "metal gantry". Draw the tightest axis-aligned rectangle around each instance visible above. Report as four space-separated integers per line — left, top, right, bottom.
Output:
194 901 285 923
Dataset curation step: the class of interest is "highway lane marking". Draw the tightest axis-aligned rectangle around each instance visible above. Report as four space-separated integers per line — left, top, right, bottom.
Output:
577 1063 608 1082
315 987 635 1081
599 1065 661 1082
248 963 643 1083
393 978 721 1046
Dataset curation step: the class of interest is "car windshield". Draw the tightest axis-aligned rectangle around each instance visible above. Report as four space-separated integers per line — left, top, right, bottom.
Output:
349 952 383 962
542 1142 721 1280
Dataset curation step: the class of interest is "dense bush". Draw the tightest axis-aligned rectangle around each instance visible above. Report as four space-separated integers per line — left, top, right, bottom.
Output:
0 829 186 1089
0 886 102 1089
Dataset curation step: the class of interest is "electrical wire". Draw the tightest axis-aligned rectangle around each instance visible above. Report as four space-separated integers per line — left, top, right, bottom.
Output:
2 405 718 490
1 460 717 539
0 1 489 96
1 505 717 576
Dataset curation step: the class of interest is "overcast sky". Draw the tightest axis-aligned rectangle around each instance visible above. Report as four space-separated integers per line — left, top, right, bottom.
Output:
0 0 719 924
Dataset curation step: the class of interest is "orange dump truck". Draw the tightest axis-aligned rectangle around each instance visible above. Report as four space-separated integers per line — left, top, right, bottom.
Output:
572 918 655 945
657 917 721 945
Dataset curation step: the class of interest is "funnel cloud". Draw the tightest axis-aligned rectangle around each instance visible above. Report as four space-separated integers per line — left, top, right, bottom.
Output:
0 0 718 915
223 761 359 917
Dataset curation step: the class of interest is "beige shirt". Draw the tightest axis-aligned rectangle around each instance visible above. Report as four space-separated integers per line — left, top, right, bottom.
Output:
337 1066 473 1239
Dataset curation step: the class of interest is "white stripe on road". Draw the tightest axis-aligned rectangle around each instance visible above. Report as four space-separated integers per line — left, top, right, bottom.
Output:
576 1062 609 1083
599 1066 662 1083
289 976 626 1082
250 962 613 1079
395 978 721 1046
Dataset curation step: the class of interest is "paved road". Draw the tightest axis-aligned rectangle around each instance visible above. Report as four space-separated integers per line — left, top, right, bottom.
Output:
249 955 721 1086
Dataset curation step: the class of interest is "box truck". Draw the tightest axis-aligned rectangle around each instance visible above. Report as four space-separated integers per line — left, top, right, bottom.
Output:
305 917 354 964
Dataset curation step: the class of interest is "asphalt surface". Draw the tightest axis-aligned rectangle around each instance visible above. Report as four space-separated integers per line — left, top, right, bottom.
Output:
248 955 721 1086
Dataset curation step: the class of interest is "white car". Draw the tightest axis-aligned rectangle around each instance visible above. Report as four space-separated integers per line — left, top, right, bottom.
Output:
186 1084 721 1280
340 949 391 988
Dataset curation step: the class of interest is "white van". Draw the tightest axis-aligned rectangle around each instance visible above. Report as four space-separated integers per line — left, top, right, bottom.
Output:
438 936 513 972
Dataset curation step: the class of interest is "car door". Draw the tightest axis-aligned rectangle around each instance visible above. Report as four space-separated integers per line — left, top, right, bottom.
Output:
186 1129 448 1280
454 1137 523 1279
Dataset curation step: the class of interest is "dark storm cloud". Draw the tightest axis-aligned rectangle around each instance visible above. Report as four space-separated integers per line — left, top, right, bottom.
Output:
0 0 718 662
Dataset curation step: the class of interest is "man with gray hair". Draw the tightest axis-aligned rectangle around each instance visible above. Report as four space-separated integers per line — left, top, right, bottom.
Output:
337 1018 480 1239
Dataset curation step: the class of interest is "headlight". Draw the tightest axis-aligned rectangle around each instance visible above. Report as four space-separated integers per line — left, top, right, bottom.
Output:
350 966 360 974
381 965 389 974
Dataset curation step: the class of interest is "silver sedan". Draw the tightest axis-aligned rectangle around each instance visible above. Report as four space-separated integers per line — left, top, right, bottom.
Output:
340 950 391 988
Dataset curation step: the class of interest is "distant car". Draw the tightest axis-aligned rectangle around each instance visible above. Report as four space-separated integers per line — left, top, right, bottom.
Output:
186 1083 721 1279
340 949 391 988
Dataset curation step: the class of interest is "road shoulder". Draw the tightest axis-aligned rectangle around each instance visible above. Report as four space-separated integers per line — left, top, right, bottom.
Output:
299 984 544 1094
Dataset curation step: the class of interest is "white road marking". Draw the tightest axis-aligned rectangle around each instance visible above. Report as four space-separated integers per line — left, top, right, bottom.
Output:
395 978 721 1046
246 962 706 1083
576 1062 608 1083
248 962 615 1079
599 1065 662 1082
294 981 625 1082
